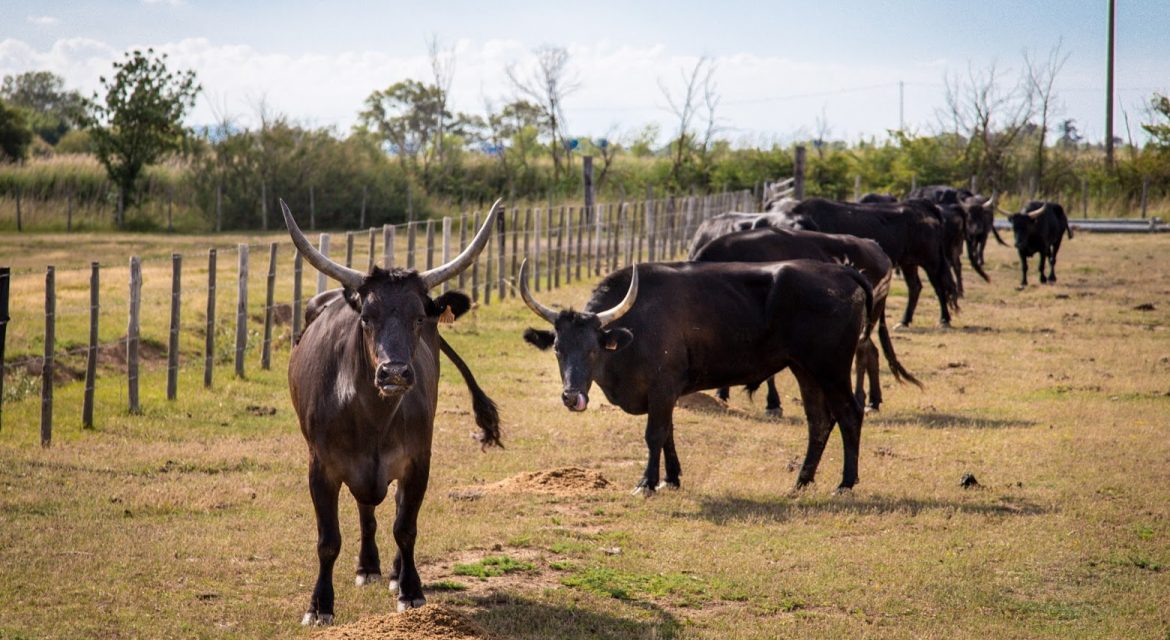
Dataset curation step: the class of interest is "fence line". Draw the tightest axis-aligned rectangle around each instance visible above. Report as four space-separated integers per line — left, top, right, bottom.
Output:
0 189 751 436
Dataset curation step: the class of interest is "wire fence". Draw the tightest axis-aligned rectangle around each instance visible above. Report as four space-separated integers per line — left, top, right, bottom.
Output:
0 189 756 444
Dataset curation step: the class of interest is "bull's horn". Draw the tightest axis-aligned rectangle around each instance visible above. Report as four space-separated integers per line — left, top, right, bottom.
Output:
280 199 365 289
420 198 502 289
518 259 558 324
996 206 1014 217
1026 204 1047 219
984 193 997 208
594 264 639 328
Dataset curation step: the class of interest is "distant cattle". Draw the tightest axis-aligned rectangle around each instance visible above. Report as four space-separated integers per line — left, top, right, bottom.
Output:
858 193 898 204
910 185 1006 280
692 227 921 415
282 199 501 625
756 197 960 327
686 212 761 259
1006 201 1073 287
520 259 874 495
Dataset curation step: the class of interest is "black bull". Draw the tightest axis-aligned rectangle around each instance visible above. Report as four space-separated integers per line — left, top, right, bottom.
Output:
521 259 874 495
758 197 961 327
1008 200 1073 287
282 199 501 626
691 227 922 414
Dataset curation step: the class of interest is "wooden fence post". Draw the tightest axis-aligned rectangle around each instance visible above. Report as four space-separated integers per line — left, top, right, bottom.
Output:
546 208 555 291
384 224 395 268
82 263 99 427
497 207 507 299
575 205 585 280
262 243 277 370
316 234 329 294
555 207 565 289
15 186 22 232
41 266 55 447
127 257 142 414
533 209 542 292
309 185 316 230
565 206 574 285
794 145 806 200
261 180 268 231
166 254 181 400
360 185 368 229
854 175 861 201
458 214 468 289
510 207 520 294
523 209 533 289
407 221 417 269
441 217 451 293
484 218 494 305
345 231 355 268
1081 178 1089 218
646 191 656 262
235 244 248 379
426 219 435 270
471 213 480 303
205 249 216 388
215 182 223 232
367 227 376 272
0 267 9 431
1141 177 1149 218
292 250 303 342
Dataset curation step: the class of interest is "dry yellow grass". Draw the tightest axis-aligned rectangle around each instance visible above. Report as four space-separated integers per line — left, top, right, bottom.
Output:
1 231 1168 639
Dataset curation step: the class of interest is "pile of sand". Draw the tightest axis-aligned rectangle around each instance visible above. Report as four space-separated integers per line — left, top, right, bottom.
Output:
314 604 490 640
491 466 611 496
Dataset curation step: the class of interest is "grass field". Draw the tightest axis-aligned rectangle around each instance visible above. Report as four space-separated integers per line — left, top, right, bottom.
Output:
1 231 1169 639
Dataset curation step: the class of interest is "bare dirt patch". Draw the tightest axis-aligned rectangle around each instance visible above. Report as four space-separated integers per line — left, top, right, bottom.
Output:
314 604 492 640
478 467 611 497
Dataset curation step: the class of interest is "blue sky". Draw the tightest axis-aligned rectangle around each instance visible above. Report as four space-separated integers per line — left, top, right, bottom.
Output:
2 0 1168 144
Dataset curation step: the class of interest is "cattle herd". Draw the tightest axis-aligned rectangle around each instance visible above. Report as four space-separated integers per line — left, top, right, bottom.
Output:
276 181 1075 625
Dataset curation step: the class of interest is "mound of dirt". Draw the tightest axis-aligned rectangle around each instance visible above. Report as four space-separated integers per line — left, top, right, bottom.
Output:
485 467 611 497
314 604 490 640
675 392 728 412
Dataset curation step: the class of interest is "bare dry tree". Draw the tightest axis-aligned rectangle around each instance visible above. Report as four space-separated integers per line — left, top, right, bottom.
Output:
940 61 1034 190
1024 39 1069 188
659 56 718 187
427 35 456 167
506 46 579 180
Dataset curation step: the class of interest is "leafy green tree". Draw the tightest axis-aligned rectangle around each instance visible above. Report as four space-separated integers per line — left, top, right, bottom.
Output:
83 48 199 225
0 99 34 162
1143 93 1170 152
358 80 449 187
1 71 84 145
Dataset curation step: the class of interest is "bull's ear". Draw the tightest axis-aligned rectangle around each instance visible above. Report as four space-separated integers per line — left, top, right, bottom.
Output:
429 291 472 320
343 287 362 312
523 328 555 350
601 327 634 352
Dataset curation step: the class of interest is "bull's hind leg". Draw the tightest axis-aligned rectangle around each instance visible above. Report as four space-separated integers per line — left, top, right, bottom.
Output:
857 338 882 411
764 376 783 417
716 386 730 403
899 266 923 327
791 372 835 490
660 425 682 491
390 461 430 611
826 383 864 492
303 460 341 626
1047 244 1061 283
354 503 382 586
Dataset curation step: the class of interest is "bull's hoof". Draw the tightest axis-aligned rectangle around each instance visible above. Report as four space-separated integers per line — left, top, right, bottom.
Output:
764 407 783 419
397 596 426 612
355 572 381 587
939 321 951 329
865 403 880 413
833 485 855 496
656 480 681 491
893 322 909 331
631 484 656 498
388 579 399 594
302 612 334 626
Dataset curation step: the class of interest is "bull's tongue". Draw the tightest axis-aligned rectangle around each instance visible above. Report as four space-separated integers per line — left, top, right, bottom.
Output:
572 393 587 412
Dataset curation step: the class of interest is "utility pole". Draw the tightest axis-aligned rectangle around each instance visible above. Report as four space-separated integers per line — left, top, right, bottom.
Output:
899 80 905 131
1105 0 1116 169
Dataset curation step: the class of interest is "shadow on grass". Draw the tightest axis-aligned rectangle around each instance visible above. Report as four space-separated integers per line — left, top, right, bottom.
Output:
688 493 1047 526
465 592 680 640
878 411 1037 430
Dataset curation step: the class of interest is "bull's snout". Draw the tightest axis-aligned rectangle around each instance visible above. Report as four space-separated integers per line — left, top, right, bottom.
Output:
562 390 588 412
375 362 414 394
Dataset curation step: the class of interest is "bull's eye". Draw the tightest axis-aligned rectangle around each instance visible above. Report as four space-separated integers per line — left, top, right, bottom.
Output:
415 316 425 327
360 315 371 327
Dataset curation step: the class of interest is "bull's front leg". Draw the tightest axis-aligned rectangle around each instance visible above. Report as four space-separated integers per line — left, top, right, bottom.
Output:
354 503 381 586
1038 249 1050 284
764 376 783 417
1018 251 1029 288
634 396 677 496
390 459 430 611
303 459 341 626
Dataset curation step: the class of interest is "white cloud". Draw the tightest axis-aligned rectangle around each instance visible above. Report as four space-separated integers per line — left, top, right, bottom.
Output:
26 15 60 26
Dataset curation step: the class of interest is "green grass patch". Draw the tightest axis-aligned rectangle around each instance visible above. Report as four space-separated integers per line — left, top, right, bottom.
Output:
451 556 537 578
560 566 744 606
426 580 469 591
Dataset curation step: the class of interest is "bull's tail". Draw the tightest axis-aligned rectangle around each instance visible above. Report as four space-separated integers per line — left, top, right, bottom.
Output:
843 265 876 345
877 314 923 389
937 237 963 315
438 335 502 449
